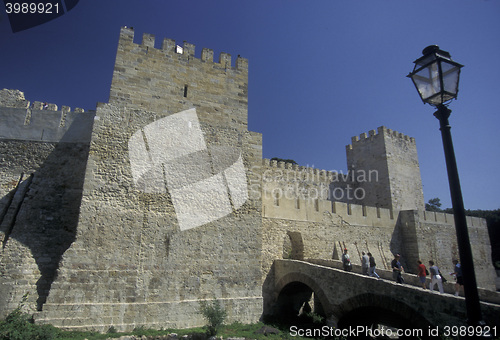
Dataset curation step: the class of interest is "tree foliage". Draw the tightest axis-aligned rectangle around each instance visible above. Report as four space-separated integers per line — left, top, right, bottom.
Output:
425 197 443 212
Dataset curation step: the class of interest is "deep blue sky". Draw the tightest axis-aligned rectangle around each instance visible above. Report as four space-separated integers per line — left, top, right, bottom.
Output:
1 0 499 210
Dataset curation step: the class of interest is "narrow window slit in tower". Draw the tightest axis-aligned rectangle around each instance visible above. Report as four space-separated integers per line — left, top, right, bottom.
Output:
273 191 279 207
183 85 188 97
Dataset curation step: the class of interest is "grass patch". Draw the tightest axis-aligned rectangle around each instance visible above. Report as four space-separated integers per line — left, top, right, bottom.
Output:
220 322 301 339
53 323 306 340
0 296 313 340
0 319 312 340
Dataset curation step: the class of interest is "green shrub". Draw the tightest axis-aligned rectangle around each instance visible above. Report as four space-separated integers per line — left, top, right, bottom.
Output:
305 312 324 324
0 294 59 340
198 299 227 336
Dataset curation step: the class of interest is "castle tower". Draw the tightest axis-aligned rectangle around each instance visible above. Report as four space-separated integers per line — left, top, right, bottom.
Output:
346 126 424 211
35 27 264 331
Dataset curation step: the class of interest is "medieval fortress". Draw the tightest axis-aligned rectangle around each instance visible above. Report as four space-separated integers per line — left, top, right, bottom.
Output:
0 27 495 331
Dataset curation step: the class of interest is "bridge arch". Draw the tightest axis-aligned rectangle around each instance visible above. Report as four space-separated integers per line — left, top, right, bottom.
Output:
335 293 433 331
271 271 333 319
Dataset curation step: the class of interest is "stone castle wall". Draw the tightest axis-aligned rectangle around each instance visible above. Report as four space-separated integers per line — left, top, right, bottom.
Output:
0 26 495 331
259 158 494 290
32 26 263 331
398 210 495 289
0 89 93 317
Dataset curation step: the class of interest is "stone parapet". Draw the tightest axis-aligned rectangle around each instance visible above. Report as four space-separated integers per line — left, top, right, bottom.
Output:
120 26 248 71
0 89 94 143
346 125 415 150
0 88 86 112
261 158 350 184
263 194 395 228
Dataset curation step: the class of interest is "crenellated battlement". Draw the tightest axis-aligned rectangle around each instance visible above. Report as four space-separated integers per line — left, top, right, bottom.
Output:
0 89 86 114
0 89 94 143
110 26 249 130
262 191 396 228
29 101 85 113
262 158 356 184
418 209 486 227
346 125 415 150
119 26 248 71
262 158 331 176
262 189 487 231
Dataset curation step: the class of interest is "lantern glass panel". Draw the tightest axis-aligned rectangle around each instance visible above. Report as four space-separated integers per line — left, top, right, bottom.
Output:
441 61 461 97
411 61 441 102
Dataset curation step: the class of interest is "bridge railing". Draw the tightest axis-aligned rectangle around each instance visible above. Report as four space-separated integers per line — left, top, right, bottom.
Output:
305 258 500 305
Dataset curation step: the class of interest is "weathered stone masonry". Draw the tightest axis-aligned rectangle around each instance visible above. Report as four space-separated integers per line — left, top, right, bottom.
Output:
0 26 495 331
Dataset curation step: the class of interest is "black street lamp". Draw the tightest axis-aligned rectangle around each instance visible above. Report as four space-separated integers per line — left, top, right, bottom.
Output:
408 45 483 326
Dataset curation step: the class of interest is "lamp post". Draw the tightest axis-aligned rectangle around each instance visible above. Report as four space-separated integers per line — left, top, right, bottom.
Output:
407 45 483 325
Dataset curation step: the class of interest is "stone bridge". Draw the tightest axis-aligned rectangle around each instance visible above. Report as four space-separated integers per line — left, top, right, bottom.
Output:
263 259 500 333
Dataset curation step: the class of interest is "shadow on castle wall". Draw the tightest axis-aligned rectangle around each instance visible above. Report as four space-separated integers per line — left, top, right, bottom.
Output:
389 214 407 272
0 133 91 311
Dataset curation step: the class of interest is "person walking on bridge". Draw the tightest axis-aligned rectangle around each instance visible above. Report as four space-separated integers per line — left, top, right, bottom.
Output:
429 260 444 294
342 248 352 272
417 260 427 289
391 253 404 284
361 251 369 275
368 252 380 278
451 259 464 296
